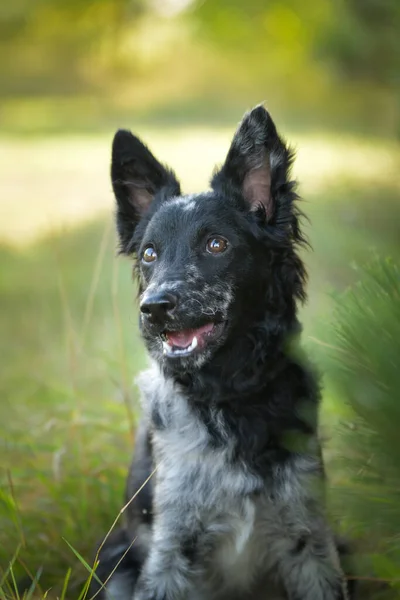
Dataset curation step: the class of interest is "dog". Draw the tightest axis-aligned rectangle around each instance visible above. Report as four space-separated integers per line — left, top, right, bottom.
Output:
90 106 353 600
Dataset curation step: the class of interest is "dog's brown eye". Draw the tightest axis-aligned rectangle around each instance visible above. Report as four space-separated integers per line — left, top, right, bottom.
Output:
206 236 228 254
142 245 157 263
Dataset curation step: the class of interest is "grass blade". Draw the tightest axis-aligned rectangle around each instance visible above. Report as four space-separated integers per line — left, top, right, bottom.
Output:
9 565 21 600
62 538 102 595
24 567 43 600
60 568 71 600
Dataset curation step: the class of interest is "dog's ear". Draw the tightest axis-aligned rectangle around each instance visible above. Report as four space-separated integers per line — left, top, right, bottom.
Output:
211 105 294 222
111 130 180 253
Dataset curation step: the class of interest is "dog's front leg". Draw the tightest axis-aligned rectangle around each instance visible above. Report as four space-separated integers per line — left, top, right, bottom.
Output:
273 519 348 600
132 508 200 600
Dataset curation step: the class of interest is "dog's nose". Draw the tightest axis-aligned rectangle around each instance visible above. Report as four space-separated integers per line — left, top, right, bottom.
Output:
140 292 178 322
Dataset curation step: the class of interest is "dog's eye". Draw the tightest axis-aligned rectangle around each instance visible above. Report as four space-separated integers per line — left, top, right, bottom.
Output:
142 245 157 263
206 236 228 254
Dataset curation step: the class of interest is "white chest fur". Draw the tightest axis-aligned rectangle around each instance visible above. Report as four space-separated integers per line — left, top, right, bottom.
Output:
136 366 263 590
137 365 261 503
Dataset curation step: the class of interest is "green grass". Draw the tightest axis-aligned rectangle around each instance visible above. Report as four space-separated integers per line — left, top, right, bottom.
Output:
0 130 399 598
0 219 145 598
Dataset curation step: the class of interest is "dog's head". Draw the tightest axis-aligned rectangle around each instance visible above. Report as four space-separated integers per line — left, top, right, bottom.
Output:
111 106 306 373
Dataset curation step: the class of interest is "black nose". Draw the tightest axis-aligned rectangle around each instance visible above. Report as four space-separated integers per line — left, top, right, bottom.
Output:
140 292 178 322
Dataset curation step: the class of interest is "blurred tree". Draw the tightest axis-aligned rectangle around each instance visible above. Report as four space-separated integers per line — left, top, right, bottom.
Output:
0 0 148 95
190 0 335 120
319 0 400 88
317 0 400 135
320 257 400 598
192 0 400 134
1 0 399 132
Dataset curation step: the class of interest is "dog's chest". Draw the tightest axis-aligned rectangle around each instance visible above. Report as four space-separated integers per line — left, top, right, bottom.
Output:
138 367 267 588
142 372 259 501
155 413 262 591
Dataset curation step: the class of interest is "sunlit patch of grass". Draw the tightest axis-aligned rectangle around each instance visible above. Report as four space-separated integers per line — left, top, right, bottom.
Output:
0 129 399 245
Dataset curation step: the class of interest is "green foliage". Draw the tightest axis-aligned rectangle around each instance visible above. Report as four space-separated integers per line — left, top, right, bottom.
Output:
194 0 400 90
1 0 399 134
192 0 333 110
320 257 400 594
316 0 400 135
0 0 147 95
318 0 400 88
190 0 400 135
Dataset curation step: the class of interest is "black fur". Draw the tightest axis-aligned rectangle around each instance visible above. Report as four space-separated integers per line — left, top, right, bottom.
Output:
91 106 355 600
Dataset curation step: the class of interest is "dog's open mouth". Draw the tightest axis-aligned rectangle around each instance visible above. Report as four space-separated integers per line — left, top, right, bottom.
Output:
161 322 224 357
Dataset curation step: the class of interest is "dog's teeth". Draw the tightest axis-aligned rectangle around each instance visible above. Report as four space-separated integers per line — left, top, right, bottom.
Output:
163 335 198 356
162 340 173 354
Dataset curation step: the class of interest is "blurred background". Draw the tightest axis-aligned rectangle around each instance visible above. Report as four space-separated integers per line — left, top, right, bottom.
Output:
1 0 399 598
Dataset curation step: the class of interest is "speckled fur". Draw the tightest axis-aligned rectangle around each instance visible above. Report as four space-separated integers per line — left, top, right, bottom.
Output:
90 106 352 600
130 366 345 600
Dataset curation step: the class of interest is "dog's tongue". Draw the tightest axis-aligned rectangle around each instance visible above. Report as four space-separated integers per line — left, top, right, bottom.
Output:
166 323 214 348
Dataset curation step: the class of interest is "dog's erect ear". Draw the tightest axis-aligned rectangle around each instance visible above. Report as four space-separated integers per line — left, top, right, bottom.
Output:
111 130 180 253
211 105 294 221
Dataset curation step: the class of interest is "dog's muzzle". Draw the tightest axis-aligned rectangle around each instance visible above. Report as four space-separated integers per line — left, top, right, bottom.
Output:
140 288 227 359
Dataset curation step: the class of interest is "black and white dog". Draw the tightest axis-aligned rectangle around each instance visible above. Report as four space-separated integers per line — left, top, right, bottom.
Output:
91 106 352 600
